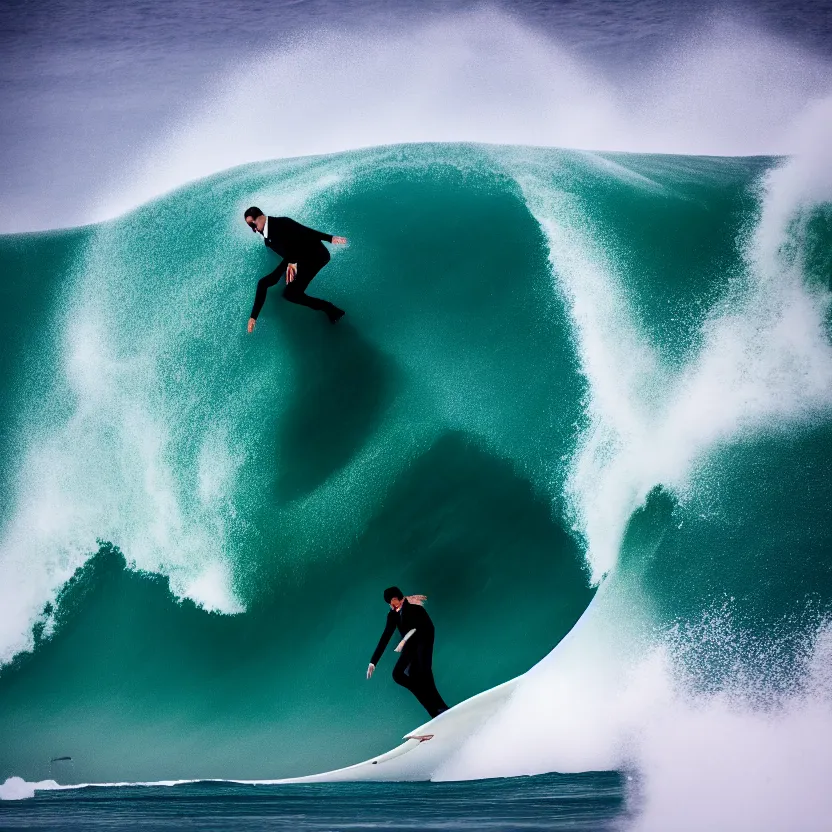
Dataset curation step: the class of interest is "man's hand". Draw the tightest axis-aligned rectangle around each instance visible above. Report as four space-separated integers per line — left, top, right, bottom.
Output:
331 236 348 245
247 317 256 334
366 663 375 680
286 263 298 284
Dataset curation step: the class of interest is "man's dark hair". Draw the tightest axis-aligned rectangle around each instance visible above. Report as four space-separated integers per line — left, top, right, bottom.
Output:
383 586 404 603
244 206 263 220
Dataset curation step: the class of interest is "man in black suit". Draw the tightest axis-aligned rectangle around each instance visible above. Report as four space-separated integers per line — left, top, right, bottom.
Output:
244 207 347 329
367 586 449 718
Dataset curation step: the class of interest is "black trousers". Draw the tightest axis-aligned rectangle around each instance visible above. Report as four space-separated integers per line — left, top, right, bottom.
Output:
282 243 343 319
392 635 449 718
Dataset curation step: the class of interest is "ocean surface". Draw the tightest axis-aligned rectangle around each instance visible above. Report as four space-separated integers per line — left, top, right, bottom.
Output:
0 774 626 831
2 1 832 830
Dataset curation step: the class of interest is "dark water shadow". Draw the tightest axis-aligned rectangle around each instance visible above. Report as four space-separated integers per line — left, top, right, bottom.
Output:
271 302 396 501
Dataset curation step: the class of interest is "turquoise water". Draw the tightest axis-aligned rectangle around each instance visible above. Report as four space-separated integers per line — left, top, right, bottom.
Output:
1 141 831 826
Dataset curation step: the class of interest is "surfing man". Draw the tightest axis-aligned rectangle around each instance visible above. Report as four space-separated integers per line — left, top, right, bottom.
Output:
366 587 449 719
243 207 348 329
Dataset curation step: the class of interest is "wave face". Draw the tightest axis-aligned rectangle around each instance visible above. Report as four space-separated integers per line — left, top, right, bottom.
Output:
1 139 831 812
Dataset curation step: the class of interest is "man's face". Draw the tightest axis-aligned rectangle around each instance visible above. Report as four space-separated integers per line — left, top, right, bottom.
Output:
245 214 264 233
389 597 403 612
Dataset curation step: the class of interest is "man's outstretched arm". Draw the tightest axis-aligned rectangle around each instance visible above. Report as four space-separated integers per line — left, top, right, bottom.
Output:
309 224 334 243
367 613 397 679
248 260 288 332
306 226 347 245
283 217 348 246
284 217 334 244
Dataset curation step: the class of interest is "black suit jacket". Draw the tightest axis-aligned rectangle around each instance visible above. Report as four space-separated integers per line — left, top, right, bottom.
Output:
370 600 436 667
249 216 334 319
264 216 333 258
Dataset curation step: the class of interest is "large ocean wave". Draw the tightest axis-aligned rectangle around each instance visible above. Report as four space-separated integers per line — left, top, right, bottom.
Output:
2 13 832 829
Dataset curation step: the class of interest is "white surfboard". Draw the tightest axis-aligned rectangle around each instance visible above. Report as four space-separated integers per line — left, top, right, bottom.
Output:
251 678 519 784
